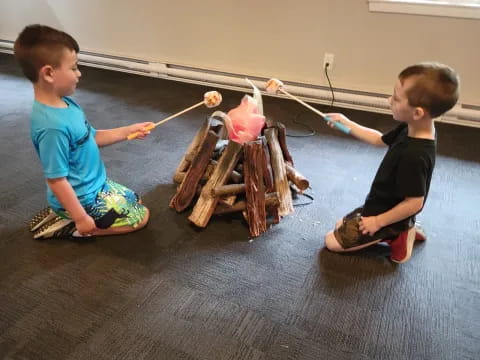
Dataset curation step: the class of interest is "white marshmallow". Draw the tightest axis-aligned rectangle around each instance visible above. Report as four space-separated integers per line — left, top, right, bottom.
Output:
204 91 222 108
265 78 284 94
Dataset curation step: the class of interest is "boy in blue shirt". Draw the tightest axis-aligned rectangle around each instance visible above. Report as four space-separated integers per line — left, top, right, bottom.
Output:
14 24 153 239
324 62 459 263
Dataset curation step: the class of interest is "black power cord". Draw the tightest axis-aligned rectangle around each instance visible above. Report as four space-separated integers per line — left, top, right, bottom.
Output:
282 64 336 207
286 63 336 138
286 111 316 138
324 62 335 107
292 187 314 207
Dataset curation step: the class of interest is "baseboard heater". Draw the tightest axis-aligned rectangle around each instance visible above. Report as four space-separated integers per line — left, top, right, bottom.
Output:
2 40 478 127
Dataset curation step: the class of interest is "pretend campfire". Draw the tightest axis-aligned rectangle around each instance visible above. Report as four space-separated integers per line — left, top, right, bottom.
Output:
169 79 311 238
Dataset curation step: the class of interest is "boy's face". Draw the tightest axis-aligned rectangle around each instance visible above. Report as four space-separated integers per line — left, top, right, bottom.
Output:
388 77 421 123
51 49 81 97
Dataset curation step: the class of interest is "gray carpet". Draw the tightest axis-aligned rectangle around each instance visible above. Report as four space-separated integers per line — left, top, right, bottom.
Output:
0 53 479 360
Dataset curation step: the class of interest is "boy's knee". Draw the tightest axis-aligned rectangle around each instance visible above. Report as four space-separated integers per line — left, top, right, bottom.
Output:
335 218 343 230
324 230 345 252
137 207 150 229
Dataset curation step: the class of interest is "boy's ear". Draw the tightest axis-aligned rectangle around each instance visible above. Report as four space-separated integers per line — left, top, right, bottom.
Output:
38 65 55 84
413 107 426 121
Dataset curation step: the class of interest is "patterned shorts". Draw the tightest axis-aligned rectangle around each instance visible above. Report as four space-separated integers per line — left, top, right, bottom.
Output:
56 179 147 229
334 207 409 249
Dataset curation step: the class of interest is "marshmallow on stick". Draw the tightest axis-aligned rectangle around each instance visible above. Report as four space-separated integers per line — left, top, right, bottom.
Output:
203 90 223 108
127 91 223 140
265 78 351 134
265 78 284 95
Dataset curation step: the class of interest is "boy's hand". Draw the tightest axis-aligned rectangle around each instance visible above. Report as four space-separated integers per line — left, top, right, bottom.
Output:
127 122 155 140
75 214 97 236
359 216 381 236
324 113 352 130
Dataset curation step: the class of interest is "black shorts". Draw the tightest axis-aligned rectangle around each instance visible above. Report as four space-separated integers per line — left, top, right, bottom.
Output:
334 207 411 249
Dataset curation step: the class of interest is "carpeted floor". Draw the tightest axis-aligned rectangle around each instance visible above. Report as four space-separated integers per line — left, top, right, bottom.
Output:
0 53 479 359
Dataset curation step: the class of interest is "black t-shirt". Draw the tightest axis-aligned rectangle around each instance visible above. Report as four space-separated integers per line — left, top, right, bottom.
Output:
362 122 436 231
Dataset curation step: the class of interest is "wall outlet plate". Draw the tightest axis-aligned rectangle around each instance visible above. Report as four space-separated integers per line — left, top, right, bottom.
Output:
323 53 334 71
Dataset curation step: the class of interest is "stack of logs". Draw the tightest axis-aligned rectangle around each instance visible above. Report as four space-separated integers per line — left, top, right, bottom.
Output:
170 115 310 238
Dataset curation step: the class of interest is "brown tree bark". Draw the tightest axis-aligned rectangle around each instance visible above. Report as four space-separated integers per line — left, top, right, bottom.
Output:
188 141 243 227
264 128 294 216
170 130 219 212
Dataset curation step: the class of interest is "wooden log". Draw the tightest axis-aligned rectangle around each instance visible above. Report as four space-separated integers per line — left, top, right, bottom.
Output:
209 159 242 183
235 163 243 173
188 141 243 227
260 136 280 225
219 195 237 206
170 130 219 212
173 117 211 181
264 128 294 216
176 184 202 195
214 201 244 215
261 136 274 192
212 184 246 197
244 140 267 237
204 160 216 179
277 122 294 165
173 172 185 184
230 169 243 184
214 193 279 215
264 116 275 129
210 114 229 140
285 163 309 192
173 160 216 184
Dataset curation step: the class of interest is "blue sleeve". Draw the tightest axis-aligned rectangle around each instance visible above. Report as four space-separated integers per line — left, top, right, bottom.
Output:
37 129 70 179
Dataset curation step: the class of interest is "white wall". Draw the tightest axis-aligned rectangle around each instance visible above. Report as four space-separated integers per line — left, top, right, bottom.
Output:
1 0 478 105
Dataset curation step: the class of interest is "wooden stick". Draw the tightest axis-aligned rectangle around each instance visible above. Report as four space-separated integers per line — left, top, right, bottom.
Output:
276 123 294 165
278 88 326 118
277 88 351 134
214 193 279 215
264 128 294 216
285 163 309 192
127 101 204 140
211 184 246 197
173 161 215 184
173 117 212 180
261 136 280 224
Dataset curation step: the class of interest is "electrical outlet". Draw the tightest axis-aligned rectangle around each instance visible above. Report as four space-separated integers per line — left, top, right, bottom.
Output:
323 53 334 71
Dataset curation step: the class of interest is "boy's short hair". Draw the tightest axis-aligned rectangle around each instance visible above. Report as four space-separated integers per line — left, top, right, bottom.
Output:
399 62 460 118
14 24 79 83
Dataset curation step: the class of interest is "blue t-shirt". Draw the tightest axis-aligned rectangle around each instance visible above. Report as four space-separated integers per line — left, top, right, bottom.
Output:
30 97 107 211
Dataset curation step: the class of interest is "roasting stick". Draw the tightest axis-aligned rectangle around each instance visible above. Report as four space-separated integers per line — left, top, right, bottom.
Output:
265 78 351 134
127 91 223 140
127 101 203 140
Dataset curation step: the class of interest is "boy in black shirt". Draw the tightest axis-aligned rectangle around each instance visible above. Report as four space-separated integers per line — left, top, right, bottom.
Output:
324 62 459 263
